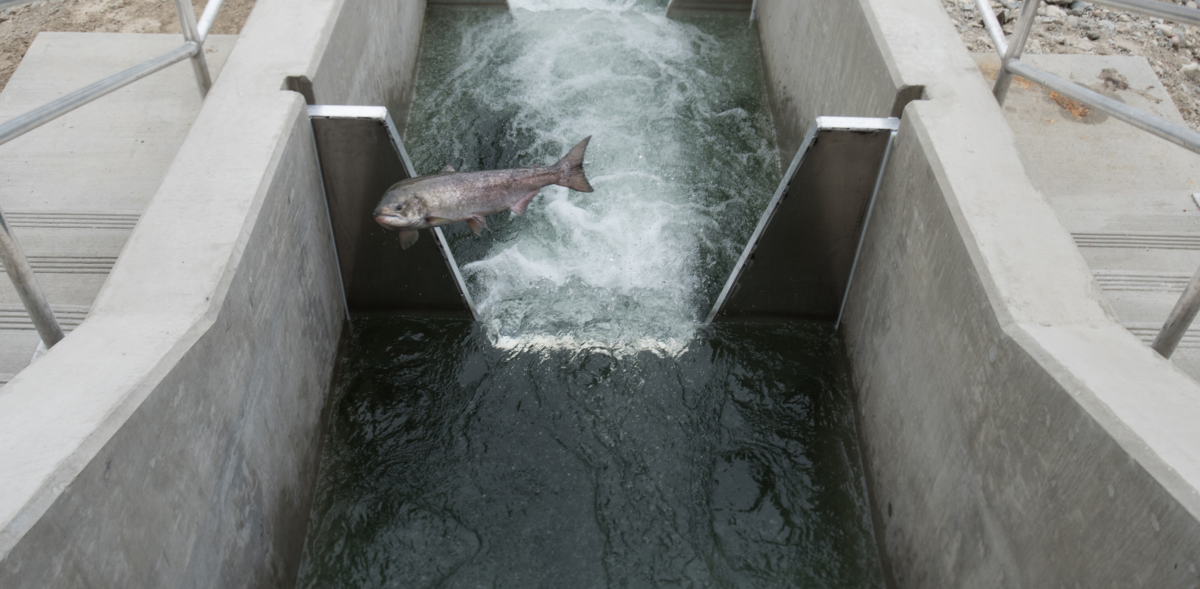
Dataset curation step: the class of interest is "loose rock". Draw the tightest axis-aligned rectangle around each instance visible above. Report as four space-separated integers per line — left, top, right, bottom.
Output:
1183 62 1200 82
939 0 1200 132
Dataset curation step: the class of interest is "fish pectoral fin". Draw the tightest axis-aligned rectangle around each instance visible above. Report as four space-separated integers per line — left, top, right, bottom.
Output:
425 216 454 226
440 165 455 174
466 215 488 236
509 189 540 216
398 230 419 250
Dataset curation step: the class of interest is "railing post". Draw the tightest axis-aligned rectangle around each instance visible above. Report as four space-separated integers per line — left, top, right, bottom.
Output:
974 0 1010 56
174 0 211 96
196 0 226 41
0 207 64 347
1152 265 1200 358
993 0 1042 104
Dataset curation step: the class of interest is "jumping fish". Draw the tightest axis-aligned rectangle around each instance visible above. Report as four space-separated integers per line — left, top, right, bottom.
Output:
374 137 594 249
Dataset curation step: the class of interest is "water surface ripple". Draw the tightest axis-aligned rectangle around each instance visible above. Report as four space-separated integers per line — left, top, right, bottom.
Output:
298 319 883 588
297 2 885 587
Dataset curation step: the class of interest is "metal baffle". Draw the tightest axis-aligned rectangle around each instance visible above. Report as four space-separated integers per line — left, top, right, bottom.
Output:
665 0 754 17
427 0 510 7
307 105 477 319
707 116 899 324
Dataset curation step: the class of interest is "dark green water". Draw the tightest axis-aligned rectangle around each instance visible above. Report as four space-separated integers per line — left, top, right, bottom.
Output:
296 3 884 586
297 318 883 588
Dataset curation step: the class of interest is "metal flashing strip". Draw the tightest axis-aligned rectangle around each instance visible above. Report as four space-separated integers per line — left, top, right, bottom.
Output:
307 105 478 320
706 116 899 324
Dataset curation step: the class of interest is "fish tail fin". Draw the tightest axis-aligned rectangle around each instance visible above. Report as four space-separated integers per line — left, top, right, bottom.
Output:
554 136 594 193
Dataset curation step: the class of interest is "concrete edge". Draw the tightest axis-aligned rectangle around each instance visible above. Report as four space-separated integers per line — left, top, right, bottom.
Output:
0 0 349 562
904 102 1200 520
853 0 1200 574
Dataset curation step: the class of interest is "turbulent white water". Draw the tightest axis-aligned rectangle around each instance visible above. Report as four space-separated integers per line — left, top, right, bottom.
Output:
405 0 779 351
298 9 888 587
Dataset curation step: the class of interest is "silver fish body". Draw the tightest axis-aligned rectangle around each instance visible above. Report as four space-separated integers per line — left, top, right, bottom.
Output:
374 137 594 249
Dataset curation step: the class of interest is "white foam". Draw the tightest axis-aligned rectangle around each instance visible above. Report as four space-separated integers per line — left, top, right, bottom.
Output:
407 3 780 350
489 333 690 357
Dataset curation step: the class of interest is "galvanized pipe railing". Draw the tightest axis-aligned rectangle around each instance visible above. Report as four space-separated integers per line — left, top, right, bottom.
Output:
1086 0 1200 26
992 0 1041 101
196 0 226 39
0 0 222 350
174 0 211 95
976 0 1200 358
975 0 1010 55
0 214 63 347
0 44 201 147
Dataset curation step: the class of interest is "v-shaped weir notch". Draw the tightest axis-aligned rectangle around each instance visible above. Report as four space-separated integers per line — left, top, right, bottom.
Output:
707 116 899 325
307 105 478 320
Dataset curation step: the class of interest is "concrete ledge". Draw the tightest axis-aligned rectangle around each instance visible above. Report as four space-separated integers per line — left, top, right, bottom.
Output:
0 33 236 380
0 0 426 585
755 0 1200 583
3 0 1198 584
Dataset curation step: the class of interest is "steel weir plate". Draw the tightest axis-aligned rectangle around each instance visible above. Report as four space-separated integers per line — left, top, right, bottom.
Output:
707 116 899 323
307 105 477 319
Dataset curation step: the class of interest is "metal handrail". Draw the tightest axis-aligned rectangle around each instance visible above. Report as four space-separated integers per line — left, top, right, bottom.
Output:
0 0 223 350
976 0 1200 358
197 0 226 39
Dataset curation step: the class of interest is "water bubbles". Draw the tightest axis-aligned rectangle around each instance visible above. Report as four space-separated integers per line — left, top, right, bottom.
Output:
406 3 779 353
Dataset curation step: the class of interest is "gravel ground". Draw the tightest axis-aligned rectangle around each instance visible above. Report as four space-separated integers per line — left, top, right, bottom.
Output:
940 0 1200 130
0 0 254 92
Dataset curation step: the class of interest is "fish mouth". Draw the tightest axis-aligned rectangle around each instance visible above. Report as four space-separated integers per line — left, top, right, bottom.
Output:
374 214 418 229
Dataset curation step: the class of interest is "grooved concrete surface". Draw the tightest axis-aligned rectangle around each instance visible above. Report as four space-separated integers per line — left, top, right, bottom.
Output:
0 32 235 383
975 53 1200 380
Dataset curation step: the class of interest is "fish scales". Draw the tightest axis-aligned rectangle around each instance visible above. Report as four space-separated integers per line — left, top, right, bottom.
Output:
373 137 594 249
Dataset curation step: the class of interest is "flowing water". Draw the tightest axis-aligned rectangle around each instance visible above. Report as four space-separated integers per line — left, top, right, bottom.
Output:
297 2 885 587
404 0 779 350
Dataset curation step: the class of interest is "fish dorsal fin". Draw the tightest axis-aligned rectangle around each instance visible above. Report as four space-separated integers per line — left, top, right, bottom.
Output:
440 165 455 174
398 230 419 250
466 215 488 236
510 189 539 216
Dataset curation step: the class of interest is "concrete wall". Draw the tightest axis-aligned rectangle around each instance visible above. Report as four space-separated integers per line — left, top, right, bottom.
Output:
0 0 427 586
756 0 1200 585
5 0 1199 584
310 0 426 123
755 0 898 163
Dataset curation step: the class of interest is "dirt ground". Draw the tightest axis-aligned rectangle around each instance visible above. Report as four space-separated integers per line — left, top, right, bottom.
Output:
0 0 255 91
939 0 1200 130
2 0 1195 131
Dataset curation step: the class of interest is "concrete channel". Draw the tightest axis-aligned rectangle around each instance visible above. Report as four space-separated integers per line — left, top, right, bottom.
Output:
0 0 1198 585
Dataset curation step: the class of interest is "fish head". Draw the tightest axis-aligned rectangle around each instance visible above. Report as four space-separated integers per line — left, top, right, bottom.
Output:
374 193 428 230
